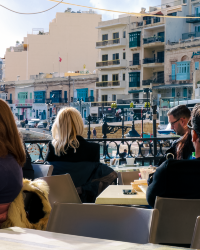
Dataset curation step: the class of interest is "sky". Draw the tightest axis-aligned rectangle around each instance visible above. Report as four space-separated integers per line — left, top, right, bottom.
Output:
0 0 160 58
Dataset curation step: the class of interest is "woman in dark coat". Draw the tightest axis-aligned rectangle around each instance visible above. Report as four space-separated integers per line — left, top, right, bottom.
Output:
45 107 117 203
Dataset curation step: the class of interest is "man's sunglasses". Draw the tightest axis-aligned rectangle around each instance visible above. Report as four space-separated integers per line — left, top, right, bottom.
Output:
187 120 194 130
170 118 180 126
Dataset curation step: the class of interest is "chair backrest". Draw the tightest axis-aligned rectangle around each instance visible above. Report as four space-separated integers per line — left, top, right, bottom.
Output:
47 203 159 244
38 174 81 206
118 171 139 185
32 164 53 179
149 197 200 246
191 216 200 249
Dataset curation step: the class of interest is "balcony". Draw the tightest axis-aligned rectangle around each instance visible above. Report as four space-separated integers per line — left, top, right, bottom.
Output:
85 96 95 102
143 36 165 47
96 59 127 70
96 38 126 49
182 31 200 40
91 101 115 107
129 60 141 69
15 99 33 108
34 99 46 104
144 17 165 27
143 57 164 67
142 77 164 86
96 81 126 89
186 14 200 23
45 98 68 104
137 21 143 27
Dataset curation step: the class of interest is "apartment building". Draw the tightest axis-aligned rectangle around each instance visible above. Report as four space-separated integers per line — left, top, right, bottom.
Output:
3 10 101 81
2 73 97 120
95 0 194 110
0 60 2 80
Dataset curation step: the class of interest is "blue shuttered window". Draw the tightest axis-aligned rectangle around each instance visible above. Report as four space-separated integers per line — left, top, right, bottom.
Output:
172 64 176 80
195 61 199 70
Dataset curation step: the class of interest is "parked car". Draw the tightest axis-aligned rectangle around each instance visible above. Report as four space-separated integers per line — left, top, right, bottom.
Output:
28 121 35 128
30 119 40 127
37 121 44 128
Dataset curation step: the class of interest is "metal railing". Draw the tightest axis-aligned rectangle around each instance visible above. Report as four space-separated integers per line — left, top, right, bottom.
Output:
96 38 120 47
117 99 148 105
25 136 179 166
153 17 160 23
96 59 120 67
129 60 140 66
143 36 164 44
143 57 164 64
137 22 143 26
182 31 200 40
186 14 200 23
45 98 68 104
91 101 115 107
96 81 120 88
34 99 46 103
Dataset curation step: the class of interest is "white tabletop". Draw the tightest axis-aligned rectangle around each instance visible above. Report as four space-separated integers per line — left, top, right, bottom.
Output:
95 185 148 206
0 227 188 250
111 166 150 172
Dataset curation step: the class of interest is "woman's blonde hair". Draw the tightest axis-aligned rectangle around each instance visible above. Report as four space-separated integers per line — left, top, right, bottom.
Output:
52 107 84 156
0 99 26 167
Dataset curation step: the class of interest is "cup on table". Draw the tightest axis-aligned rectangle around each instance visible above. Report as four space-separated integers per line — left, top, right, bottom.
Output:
126 158 135 165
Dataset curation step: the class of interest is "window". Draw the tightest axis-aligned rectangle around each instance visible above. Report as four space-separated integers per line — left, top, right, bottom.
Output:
183 88 187 98
167 12 177 16
102 75 108 81
102 95 107 101
18 92 28 103
90 90 94 97
64 91 67 100
195 26 200 32
112 74 119 81
113 53 119 60
30 93 32 99
195 6 200 17
123 31 126 38
10 93 12 100
50 90 62 103
102 54 108 61
34 91 46 103
77 88 88 102
176 61 190 80
129 72 140 87
112 95 116 101
133 53 139 65
123 73 125 81
129 32 141 48
102 34 108 41
172 88 175 97
123 52 126 60
195 61 199 70
113 32 119 39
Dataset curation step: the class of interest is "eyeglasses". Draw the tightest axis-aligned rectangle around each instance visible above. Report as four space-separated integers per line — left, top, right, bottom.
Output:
170 118 180 127
187 120 194 130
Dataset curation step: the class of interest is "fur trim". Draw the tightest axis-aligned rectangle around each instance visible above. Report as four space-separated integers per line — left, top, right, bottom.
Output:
1 179 51 230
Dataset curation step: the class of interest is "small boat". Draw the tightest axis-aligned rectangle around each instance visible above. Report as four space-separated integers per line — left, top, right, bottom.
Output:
158 123 175 135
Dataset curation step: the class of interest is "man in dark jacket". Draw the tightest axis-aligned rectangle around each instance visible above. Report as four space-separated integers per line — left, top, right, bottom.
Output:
158 105 194 165
147 104 200 207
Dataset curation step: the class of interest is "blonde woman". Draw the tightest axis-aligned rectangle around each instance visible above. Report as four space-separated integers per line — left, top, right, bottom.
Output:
0 99 26 223
45 107 100 162
45 107 117 203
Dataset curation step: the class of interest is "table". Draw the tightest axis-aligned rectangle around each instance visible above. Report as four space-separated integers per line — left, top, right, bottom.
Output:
95 185 148 206
111 166 150 172
0 227 189 250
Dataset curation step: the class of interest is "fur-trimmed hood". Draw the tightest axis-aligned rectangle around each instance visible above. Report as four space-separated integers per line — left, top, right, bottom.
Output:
1 179 51 230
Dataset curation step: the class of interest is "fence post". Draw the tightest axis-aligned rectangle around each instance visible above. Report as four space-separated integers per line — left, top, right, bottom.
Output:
87 115 91 139
102 118 108 158
152 105 157 164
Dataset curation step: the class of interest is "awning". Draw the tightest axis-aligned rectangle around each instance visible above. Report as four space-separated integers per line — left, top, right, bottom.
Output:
152 84 193 90
128 90 143 94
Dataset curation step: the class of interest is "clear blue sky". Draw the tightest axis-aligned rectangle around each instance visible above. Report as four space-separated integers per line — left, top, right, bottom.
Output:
0 0 160 58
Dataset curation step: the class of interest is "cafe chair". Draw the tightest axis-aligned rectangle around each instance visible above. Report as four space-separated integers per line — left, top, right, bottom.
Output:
191 216 200 249
118 171 140 185
149 197 200 248
32 164 53 179
38 174 81 207
47 203 159 244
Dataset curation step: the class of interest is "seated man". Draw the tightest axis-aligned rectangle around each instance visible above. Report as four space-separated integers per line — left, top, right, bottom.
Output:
146 104 200 208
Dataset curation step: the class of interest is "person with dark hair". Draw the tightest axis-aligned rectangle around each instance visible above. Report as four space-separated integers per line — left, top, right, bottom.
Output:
147 104 200 208
158 105 194 165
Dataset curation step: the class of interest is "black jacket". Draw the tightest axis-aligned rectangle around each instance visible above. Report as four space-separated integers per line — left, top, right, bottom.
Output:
157 136 194 166
47 161 116 203
23 144 34 180
45 136 100 162
146 158 200 207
